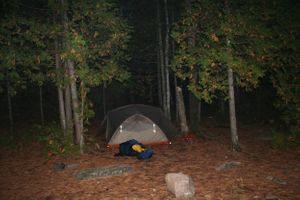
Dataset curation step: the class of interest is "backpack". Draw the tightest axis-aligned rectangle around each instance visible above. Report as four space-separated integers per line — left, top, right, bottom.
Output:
115 139 153 160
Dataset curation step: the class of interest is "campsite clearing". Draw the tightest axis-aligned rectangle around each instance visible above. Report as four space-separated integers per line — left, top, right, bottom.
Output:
1 122 300 200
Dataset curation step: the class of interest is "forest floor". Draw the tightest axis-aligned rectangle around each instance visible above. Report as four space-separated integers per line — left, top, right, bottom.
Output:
1 120 300 200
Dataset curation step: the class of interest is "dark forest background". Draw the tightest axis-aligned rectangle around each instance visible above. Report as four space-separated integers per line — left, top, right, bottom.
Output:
0 0 299 153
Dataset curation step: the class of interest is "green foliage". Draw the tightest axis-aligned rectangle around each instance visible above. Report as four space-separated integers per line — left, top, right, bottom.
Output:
171 0 300 129
0 123 80 156
271 129 287 149
55 0 131 89
260 0 300 130
0 0 131 146
0 15 51 95
271 127 300 149
0 134 16 148
171 0 266 103
50 0 131 134
35 123 80 156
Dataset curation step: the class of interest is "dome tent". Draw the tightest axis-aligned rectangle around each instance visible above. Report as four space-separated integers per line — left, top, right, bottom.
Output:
100 104 177 147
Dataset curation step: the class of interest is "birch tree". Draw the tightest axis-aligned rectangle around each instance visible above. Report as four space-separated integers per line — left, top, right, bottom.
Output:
156 0 166 111
171 0 267 151
55 0 131 151
163 0 171 120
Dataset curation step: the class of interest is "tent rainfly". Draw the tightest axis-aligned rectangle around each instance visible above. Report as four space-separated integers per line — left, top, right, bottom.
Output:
100 104 177 147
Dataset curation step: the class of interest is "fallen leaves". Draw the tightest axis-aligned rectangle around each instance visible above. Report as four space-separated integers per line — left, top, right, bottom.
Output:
1 121 300 199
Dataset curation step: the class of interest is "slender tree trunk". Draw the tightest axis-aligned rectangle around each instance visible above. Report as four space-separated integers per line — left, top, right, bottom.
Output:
198 101 201 123
61 0 83 152
54 39 66 130
156 0 166 113
103 81 107 116
163 0 171 120
176 86 188 133
6 79 14 135
61 0 73 131
187 48 200 131
58 87 66 129
224 1 240 151
171 2 179 122
189 94 199 131
227 67 241 152
80 81 86 153
156 50 163 108
67 60 83 148
174 74 179 122
80 81 85 134
218 98 226 122
64 84 73 129
39 85 44 126
53 11 66 130
186 0 200 133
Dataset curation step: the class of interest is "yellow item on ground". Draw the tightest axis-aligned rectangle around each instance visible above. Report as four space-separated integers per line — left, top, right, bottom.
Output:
132 144 145 153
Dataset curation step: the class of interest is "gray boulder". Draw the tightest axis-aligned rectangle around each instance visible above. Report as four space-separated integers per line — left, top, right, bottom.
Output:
165 172 195 198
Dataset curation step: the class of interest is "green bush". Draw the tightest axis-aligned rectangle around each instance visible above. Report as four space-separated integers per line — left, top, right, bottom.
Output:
36 122 80 157
0 133 16 148
0 122 80 156
287 127 300 147
271 130 287 149
271 127 300 149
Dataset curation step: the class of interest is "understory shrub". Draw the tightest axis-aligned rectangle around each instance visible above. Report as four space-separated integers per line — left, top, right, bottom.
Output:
271 127 300 149
36 122 80 157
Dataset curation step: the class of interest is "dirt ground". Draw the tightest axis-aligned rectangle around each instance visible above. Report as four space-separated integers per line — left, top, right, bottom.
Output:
1 122 300 200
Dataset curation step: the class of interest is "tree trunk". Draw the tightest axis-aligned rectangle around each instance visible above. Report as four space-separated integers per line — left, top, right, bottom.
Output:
103 81 107 116
227 67 241 152
198 101 201 123
61 0 73 130
156 0 166 113
6 79 14 135
176 86 188 133
39 85 44 126
80 81 85 135
174 74 179 122
64 84 73 129
80 81 86 154
61 0 83 152
156 50 163 108
189 94 199 132
67 60 83 149
185 0 200 133
54 39 66 130
224 0 240 151
218 98 226 122
163 0 171 120
171 3 179 122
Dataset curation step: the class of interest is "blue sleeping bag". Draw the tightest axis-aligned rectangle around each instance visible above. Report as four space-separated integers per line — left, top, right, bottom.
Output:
115 139 153 160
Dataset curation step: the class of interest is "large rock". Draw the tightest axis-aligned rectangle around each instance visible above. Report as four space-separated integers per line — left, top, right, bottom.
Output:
165 172 195 198
75 164 133 180
215 161 241 172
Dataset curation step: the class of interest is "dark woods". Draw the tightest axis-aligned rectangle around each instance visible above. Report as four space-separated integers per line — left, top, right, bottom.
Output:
0 0 299 152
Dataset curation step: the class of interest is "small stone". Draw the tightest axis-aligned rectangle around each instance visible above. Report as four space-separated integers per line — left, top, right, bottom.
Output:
65 163 79 170
215 161 241 172
266 176 287 185
266 194 279 200
53 163 65 172
204 193 214 200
